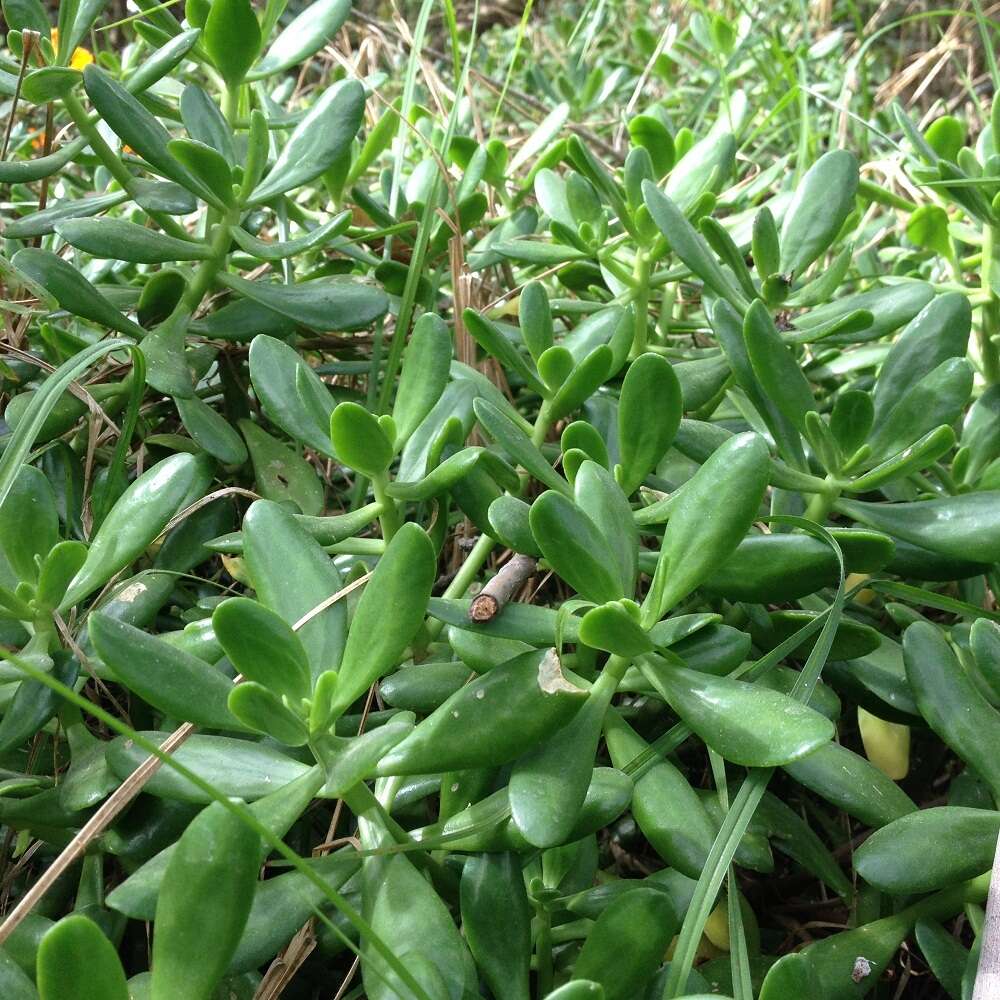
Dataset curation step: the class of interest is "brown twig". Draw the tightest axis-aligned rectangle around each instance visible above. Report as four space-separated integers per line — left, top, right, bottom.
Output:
469 553 537 622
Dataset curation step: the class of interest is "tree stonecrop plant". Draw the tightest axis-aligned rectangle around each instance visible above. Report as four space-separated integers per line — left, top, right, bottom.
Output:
3 0 1000 997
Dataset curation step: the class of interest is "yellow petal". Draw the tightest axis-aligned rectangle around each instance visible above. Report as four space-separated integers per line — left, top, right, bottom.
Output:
70 47 94 71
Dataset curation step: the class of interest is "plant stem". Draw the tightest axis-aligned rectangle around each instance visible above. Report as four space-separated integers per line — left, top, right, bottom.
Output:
180 208 240 312
534 905 554 997
222 84 240 125
979 224 1000 384
630 250 651 356
530 404 551 449
803 476 841 524
371 472 401 540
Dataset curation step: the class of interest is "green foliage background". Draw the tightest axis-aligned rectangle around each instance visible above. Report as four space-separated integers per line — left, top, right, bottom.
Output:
0 1 999 998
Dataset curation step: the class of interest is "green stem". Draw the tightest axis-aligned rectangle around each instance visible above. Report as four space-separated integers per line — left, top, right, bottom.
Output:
517 403 554 495
902 872 990 924
324 538 386 556
371 473 401 540
444 533 497 600
803 476 841 524
602 653 630 686
530 404 552 449
534 905 554 997
221 84 240 126
62 92 134 190
630 250 652 357
340 782 459 899
979 225 1000 385
180 213 238 312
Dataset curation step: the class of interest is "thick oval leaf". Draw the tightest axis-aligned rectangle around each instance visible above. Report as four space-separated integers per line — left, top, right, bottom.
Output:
37 915 128 1000
605 711 715 878
62 453 212 609
391 314 453 446
572 887 678 1000
460 852 532 1000
203 0 260 86
904 621 1000 802
386 448 483 501
218 272 388 332
377 648 587 775
873 292 971 423
6 190 128 240
175 393 248 465
248 335 336 457
529 491 624 604
248 0 351 79
779 149 859 277
783 741 916 828
744 298 816 434
644 432 769 624
473 397 571 496
317 713 414 797
640 661 834 766
329 401 394 475
642 180 746 309
239 419 324 515
126 29 203 96
89 614 241 729
56 219 213 264
324 522 436 722
855 808 1000 894
82 65 217 204
106 766 324 919
151 801 259 1000
361 848 476 1000
249 80 364 204
242 499 346 682
166 137 235 206
107 732 310 802
179 84 235 162
866 357 972 459
617 353 682 496
228 211 350 261
11 248 145 338
547 345 612 422
837 492 1000 565
574 460 637 597
0 464 58 584
579 602 653 657
508 672 615 849
227 683 309 746
213 597 311 702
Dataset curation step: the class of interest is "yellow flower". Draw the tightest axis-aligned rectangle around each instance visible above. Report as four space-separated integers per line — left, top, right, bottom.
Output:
49 29 95 71
69 47 94 70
